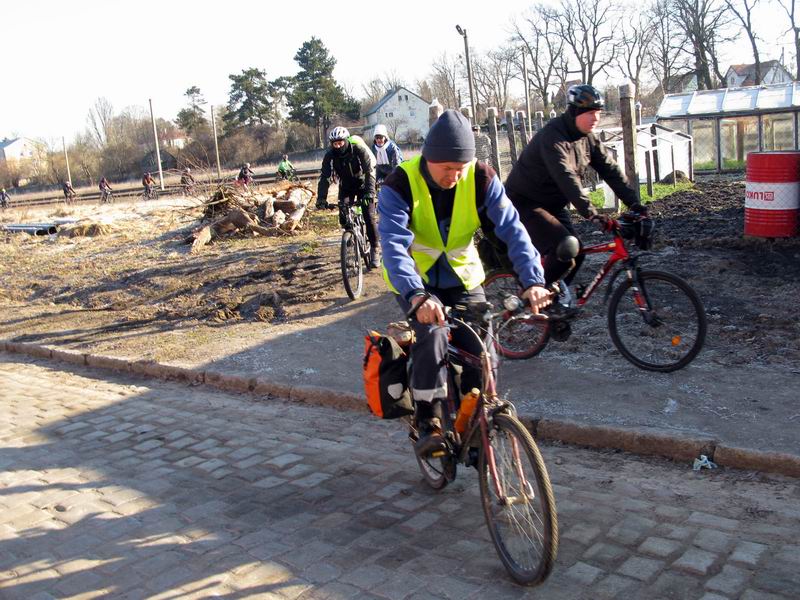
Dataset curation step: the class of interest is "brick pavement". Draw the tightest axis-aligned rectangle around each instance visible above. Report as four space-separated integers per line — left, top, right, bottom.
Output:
0 352 798 599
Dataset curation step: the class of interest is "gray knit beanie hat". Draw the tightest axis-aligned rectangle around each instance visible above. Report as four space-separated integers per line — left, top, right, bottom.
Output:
422 110 475 163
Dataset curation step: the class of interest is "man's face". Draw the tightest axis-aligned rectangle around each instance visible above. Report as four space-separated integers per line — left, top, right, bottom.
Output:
575 109 601 134
426 161 470 189
374 135 386 147
331 140 346 150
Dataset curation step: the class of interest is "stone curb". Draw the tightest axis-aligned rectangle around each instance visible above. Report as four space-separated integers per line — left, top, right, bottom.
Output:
3 340 798 478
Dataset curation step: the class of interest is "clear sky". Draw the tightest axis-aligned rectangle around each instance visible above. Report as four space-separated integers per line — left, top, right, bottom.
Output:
0 0 789 145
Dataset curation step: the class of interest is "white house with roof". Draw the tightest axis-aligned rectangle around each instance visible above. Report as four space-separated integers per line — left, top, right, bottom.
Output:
724 61 793 88
363 87 430 143
0 137 39 162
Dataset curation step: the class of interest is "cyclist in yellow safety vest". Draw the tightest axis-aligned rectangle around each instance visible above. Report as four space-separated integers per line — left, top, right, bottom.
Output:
378 109 551 457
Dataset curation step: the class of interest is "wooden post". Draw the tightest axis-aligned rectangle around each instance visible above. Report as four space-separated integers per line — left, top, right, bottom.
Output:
148 98 165 191
429 101 443 128
534 111 544 131
62 136 72 186
516 111 528 147
210 105 222 181
650 123 660 183
670 145 677 188
619 83 640 202
487 107 502 177
688 138 694 181
645 150 653 197
504 109 518 166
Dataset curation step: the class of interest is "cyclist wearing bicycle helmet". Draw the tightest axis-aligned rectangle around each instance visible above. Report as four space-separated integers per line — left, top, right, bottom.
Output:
277 154 295 180
372 123 403 182
379 109 550 457
505 83 646 289
317 126 380 268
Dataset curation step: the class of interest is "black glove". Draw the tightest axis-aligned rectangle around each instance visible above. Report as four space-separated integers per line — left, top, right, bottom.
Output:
590 214 613 232
629 202 648 216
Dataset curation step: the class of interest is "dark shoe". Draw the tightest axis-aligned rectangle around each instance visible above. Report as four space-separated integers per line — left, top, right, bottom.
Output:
544 302 578 321
551 320 572 342
315 202 328 210
414 418 447 458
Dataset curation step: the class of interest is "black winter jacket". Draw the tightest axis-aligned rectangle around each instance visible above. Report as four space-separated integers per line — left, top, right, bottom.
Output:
317 140 376 201
504 111 638 219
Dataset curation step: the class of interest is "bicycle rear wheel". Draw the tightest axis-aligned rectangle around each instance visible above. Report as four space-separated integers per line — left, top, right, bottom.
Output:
479 413 558 586
341 230 363 299
608 270 707 372
483 272 550 359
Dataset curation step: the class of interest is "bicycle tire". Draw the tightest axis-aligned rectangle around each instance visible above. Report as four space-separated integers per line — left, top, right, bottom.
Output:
340 230 363 299
483 272 550 359
608 269 707 372
479 413 558 586
358 218 372 271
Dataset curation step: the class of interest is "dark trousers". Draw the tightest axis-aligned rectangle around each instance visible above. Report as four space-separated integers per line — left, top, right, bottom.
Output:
521 206 584 286
395 286 490 404
339 187 379 258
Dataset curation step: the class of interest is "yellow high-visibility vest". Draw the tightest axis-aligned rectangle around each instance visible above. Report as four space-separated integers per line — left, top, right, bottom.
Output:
384 155 484 293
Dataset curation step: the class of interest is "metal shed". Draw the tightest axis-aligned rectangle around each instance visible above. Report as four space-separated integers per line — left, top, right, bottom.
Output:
656 81 799 172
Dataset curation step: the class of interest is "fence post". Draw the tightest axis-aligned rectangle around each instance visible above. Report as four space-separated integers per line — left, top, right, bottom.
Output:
516 110 528 147
429 102 443 128
644 150 653 197
670 145 677 189
619 83 640 202
650 123 660 183
535 111 544 131
504 109 518 166
487 107 502 177
688 138 694 181
715 118 722 173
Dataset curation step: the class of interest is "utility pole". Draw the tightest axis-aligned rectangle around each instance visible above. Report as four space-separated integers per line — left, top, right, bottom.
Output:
62 136 72 185
522 49 532 137
148 98 164 190
210 105 222 181
456 25 477 124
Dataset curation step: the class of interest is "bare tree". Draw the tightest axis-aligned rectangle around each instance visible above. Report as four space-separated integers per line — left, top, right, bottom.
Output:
725 0 763 83
415 80 434 103
87 97 114 147
555 0 618 85
512 4 569 110
428 53 461 109
616 8 655 99
776 0 800 79
673 0 733 89
471 46 518 115
647 0 690 94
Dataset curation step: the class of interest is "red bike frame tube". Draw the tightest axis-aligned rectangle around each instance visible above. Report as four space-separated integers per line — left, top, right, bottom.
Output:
574 231 630 307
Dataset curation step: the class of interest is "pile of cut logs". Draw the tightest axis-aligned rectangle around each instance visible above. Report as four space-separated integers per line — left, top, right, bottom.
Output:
188 181 315 252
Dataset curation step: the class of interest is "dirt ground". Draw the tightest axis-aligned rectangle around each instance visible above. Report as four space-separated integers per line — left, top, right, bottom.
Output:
1 178 799 456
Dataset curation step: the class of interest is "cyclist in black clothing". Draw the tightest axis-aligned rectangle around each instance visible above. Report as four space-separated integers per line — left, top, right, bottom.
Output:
237 163 254 184
504 84 647 287
316 126 380 268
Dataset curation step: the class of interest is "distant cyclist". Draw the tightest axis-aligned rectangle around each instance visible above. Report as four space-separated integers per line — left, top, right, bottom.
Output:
62 181 76 203
99 177 113 203
142 172 156 199
372 124 403 183
0 188 10 209
180 168 196 195
317 126 379 268
237 163 255 189
277 154 296 181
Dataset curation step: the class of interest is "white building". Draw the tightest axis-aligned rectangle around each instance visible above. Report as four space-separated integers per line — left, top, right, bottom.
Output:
363 87 430 143
0 137 39 162
724 61 794 88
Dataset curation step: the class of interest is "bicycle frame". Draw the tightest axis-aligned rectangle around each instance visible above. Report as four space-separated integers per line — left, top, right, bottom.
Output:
444 315 532 503
573 230 633 308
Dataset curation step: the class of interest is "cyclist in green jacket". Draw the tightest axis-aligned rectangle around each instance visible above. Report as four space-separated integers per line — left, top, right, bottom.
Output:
277 155 295 180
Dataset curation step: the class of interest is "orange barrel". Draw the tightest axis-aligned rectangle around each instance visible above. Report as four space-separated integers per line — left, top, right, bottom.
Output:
745 151 800 237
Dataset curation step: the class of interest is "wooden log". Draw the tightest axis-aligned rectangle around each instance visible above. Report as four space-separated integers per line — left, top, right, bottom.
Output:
272 210 286 227
281 204 307 232
190 225 213 252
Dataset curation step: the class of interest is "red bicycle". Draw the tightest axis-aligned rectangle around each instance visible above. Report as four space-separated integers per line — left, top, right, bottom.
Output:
484 213 707 372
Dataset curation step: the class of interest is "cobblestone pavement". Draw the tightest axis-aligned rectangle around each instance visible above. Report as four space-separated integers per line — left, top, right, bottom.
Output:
1 353 798 600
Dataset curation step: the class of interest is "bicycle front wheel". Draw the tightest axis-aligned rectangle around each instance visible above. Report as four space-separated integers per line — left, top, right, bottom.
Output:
340 230 363 299
483 272 550 359
608 270 707 372
479 413 557 586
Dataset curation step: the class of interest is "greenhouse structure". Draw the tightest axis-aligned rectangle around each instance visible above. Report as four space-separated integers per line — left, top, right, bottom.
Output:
657 81 799 172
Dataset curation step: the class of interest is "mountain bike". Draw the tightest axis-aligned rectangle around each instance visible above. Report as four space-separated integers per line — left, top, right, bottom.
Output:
339 197 373 300
140 187 159 201
405 297 558 586
99 189 114 204
484 213 707 372
277 170 300 183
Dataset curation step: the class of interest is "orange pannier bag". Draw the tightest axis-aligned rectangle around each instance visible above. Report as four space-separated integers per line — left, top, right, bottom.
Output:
363 330 413 419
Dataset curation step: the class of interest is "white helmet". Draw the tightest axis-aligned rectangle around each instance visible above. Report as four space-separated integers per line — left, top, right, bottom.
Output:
373 124 389 139
328 126 350 142
244 163 250 168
